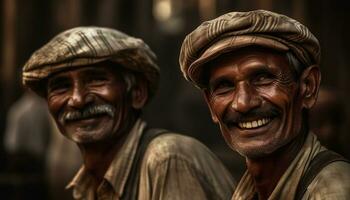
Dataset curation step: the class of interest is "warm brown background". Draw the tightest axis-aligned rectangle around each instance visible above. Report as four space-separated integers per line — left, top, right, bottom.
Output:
0 0 349 199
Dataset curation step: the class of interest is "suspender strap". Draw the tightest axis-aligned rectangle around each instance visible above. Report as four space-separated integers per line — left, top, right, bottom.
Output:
295 150 349 200
122 128 168 200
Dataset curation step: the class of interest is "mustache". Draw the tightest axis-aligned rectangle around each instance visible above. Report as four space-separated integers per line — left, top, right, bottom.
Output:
59 104 115 123
223 105 280 124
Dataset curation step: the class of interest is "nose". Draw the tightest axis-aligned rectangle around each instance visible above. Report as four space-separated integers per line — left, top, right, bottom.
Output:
231 82 261 114
67 82 91 109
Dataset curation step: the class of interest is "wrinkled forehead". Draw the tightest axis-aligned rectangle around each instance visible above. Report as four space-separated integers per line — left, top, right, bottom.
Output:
213 47 287 66
202 47 292 85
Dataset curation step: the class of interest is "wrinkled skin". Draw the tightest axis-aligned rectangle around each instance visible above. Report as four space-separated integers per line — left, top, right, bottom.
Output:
203 47 320 159
46 62 138 144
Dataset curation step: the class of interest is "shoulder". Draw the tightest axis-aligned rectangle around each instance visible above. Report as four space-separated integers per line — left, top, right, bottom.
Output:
141 132 232 176
141 132 235 189
143 133 215 164
306 160 350 199
139 133 235 199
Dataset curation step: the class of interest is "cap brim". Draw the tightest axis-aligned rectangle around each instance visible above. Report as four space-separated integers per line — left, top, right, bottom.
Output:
188 35 290 87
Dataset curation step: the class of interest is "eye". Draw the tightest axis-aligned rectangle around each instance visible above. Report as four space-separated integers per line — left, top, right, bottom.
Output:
85 75 109 86
47 80 71 96
252 72 275 85
210 79 234 95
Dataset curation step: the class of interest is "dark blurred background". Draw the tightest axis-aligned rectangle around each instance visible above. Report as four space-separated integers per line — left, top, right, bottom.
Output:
1 0 349 199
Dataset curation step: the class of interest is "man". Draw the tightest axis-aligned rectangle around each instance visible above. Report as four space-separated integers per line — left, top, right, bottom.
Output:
179 10 350 199
22 27 234 200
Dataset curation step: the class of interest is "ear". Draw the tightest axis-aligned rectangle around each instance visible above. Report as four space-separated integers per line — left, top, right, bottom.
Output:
131 78 148 109
299 65 321 109
202 89 219 123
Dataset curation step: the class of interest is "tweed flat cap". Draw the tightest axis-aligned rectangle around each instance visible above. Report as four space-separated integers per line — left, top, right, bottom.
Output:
179 10 321 88
23 26 160 97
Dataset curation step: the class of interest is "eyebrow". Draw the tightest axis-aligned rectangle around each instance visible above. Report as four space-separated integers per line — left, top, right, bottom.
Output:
243 63 272 71
249 67 275 77
48 74 69 85
47 75 70 91
208 64 274 84
208 75 233 92
209 76 228 87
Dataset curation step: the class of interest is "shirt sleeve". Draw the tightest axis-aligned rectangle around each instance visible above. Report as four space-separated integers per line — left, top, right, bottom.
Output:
138 133 235 200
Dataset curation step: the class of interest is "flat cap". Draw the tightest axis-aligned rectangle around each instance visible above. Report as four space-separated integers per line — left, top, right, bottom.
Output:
23 26 160 97
179 10 321 88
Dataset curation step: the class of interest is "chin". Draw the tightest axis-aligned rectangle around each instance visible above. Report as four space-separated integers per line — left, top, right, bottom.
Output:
72 134 96 144
65 131 95 144
63 128 110 144
63 121 117 144
235 147 273 159
231 139 286 159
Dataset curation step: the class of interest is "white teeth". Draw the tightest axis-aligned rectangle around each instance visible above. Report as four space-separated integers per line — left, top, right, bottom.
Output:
258 120 262 126
238 118 271 129
246 122 252 128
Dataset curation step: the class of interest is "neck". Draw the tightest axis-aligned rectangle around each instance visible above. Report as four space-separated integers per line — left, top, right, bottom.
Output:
78 115 138 185
246 130 307 200
78 137 125 183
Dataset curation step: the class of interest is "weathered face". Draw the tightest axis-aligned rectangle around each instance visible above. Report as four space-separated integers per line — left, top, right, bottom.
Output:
46 62 131 144
204 48 307 158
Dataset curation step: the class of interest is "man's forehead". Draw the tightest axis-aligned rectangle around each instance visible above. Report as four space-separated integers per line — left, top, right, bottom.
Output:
209 47 288 70
48 62 120 80
214 46 285 62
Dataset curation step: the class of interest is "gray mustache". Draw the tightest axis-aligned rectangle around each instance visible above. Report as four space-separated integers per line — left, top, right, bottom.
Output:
59 104 115 123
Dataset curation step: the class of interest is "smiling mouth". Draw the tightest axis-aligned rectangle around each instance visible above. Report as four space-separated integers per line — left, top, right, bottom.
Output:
237 117 272 129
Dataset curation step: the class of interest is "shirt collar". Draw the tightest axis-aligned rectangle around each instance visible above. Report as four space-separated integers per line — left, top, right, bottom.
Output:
66 119 147 199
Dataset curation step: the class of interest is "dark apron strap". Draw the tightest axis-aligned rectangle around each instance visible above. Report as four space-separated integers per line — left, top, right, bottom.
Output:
122 128 169 200
295 150 349 200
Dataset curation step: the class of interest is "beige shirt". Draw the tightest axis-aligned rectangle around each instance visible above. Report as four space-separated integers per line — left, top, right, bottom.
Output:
232 132 350 200
67 119 235 200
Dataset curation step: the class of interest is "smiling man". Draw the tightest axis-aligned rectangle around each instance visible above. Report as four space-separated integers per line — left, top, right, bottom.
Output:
179 10 350 199
22 27 234 200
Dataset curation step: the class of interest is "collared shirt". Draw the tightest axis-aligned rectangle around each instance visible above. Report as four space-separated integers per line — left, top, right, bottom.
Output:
67 119 235 200
232 132 350 200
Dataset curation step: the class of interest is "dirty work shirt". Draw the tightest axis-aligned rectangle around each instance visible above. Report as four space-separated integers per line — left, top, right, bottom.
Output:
232 132 350 200
67 119 235 200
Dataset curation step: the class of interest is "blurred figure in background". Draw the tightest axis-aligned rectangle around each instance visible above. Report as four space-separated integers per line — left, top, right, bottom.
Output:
4 91 50 167
3 91 50 199
3 91 81 200
310 86 346 155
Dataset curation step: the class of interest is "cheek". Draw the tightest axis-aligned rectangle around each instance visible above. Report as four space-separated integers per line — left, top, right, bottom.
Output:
257 83 297 109
90 85 124 104
210 95 232 119
47 95 67 118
